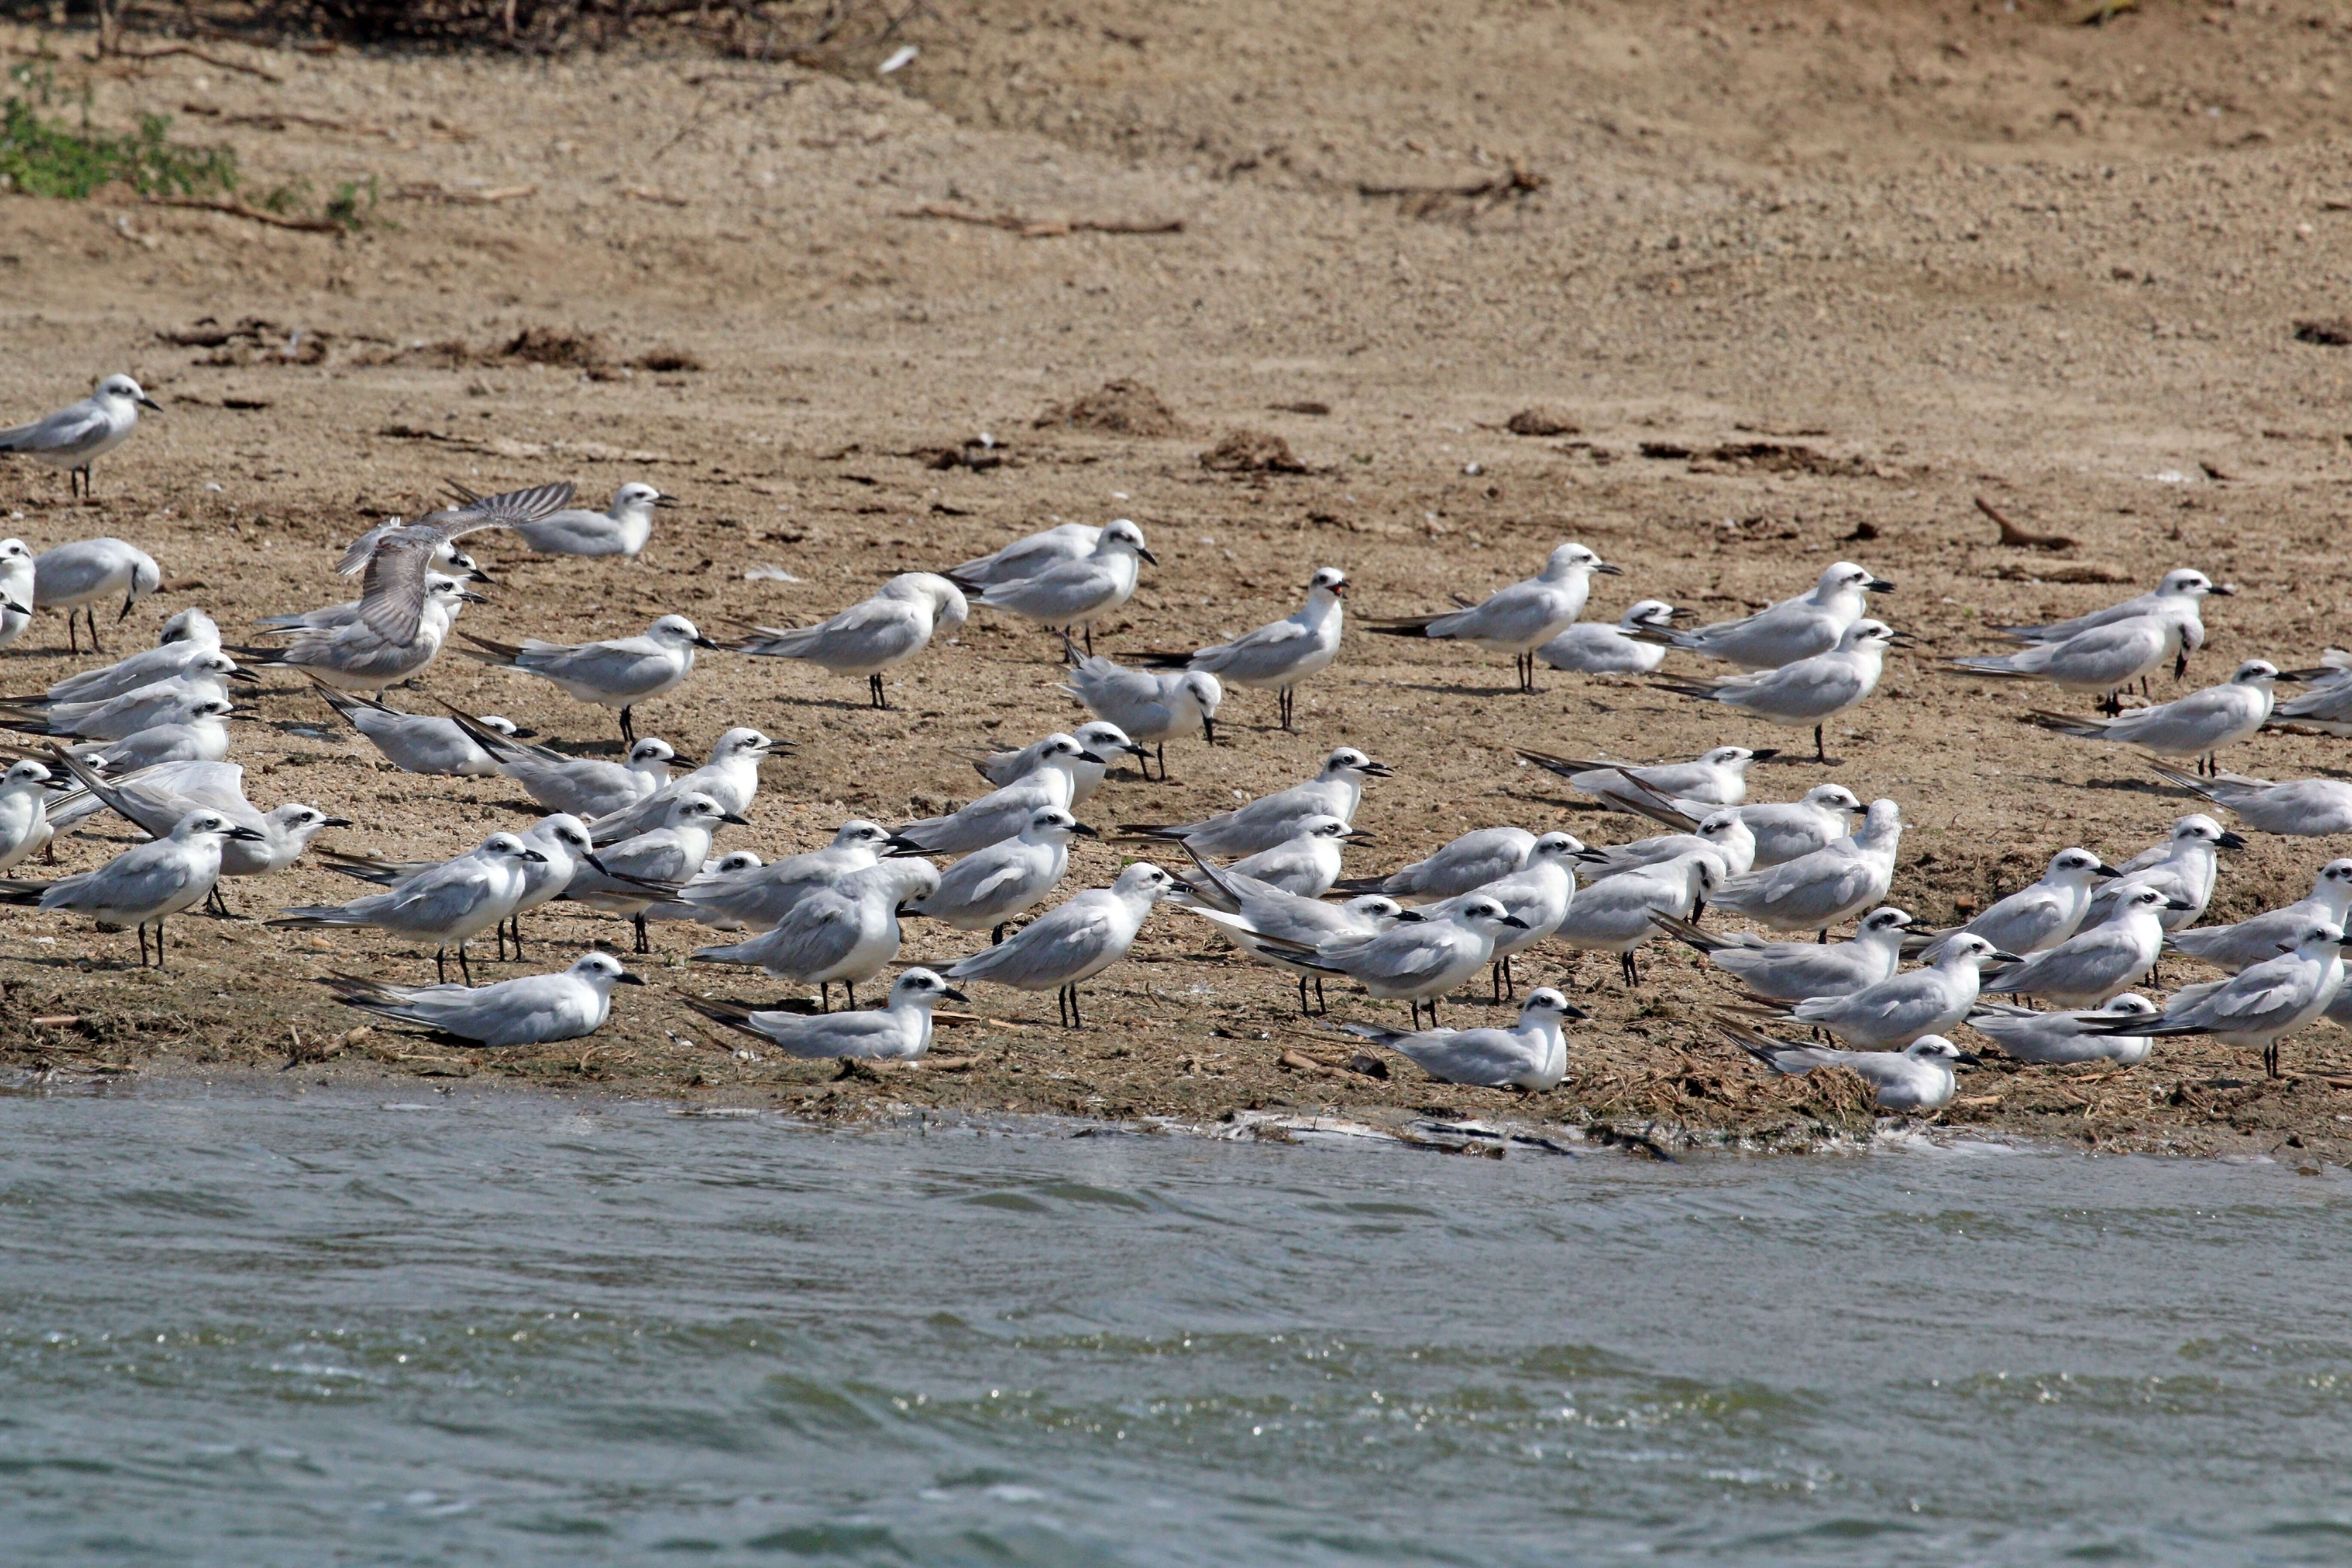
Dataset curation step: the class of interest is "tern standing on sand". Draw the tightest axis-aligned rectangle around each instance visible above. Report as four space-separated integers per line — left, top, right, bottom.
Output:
1367 543 1620 692
0 374 159 498
1153 567 1348 732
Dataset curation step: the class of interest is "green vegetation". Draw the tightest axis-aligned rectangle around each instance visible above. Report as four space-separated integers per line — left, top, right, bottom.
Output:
0 64 239 199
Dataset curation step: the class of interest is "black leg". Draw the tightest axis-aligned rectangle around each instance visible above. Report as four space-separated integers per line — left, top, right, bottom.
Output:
1504 953 1516 998
1818 929 1829 943
66 609 79 656
1084 626 1095 657
820 983 832 1013
991 924 1005 946
634 913 649 954
619 706 636 743
510 914 525 961
435 947 448 983
1620 949 1640 986
1296 973 1311 1016
1491 960 1504 1004
1153 743 1167 782
1813 723 1826 763
137 923 149 967
1069 984 1082 1027
457 943 475 986
1314 977 1327 1014
844 981 858 1009
494 919 508 962
88 607 103 655
870 673 887 710
156 918 165 967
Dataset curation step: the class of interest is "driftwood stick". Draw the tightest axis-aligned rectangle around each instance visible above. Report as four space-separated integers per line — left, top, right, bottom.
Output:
1975 494 2077 551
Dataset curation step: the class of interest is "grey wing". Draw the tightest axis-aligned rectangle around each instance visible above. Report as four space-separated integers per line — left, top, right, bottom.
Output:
0 401 105 456
355 532 442 644
335 518 405 577
1194 616 1309 676
423 481 577 540
955 902 1113 985
768 1011 902 1060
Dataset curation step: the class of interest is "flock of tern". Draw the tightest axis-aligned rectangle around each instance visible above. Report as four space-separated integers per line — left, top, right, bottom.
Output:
2 372 2350 1102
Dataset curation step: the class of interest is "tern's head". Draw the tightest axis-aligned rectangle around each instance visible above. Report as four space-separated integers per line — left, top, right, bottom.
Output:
1801 784 1865 815
482 831 545 863
267 803 352 841
2298 922 2352 953
1527 830 1582 863
2229 658 2282 687
2100 993 2160 1020
649 613 720 650
1307 565 1348 600
1860 799 1904 838
831 819 892 851
155 606 217 649
1023 807 1094 842
1697 810 1746 844
1518 987 1589 1024
532 814 596 860
570 950 646 989
1178 671 1224 729
889 967 970 1009
2116 886 2175 918
1837 619 1898 652
1859 906 1914 937
127 554 161 603
0 760 51 790
1621 598 1679 631
665 791 744 830
476 714 527 739
1323 747 1394 780
710 728 776 763
2158 568 2226 598
1818 560 1895 598
708 850 763 875
2047 847 2116 883
1288 814 1367 846
1072 721 1147 760
1935 933 2014 968
1698 746 1764 771
1038 730 1108 768
613 481 669 515
1096 518 1157 566
1541 542 1620 581
1455 894 1531 933
424 576 473 605
1343 894 1407 924
2168 814 2241 850
97 374 161 411
626 738 677 768
2317 860 2352 897
189 696 236 722
1112 861 1179 902
1905 1035 1978 1067
172 808 264 843
0 539 28 579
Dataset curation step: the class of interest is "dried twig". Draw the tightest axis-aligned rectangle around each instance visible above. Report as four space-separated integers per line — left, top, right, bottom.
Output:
894 204 1182 237
103 41 285 82
389 182 538 205
141 194 341 232
1975 495 2077 551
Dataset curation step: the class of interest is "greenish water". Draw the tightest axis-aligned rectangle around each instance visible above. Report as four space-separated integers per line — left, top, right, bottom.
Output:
3 1084 2350 1565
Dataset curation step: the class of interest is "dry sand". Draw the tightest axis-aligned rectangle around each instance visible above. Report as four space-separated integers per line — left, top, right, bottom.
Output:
1 2 2349 1158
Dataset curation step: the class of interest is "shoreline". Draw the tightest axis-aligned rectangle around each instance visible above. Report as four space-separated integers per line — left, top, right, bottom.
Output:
8 1039 2340 1167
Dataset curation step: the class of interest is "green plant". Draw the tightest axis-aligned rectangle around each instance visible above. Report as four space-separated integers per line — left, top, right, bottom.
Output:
0 86 238 201
323 174 377 230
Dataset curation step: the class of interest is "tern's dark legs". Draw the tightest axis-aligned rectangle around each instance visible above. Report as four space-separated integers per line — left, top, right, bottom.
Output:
456 942 474 985
1813 724 1827 763
1620 949 1640 985
868 673 888 709
618 706 636 743
633 914 649 954
1277 686 1296 732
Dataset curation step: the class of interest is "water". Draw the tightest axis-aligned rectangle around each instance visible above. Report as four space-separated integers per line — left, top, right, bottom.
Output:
4 1086 2352 1566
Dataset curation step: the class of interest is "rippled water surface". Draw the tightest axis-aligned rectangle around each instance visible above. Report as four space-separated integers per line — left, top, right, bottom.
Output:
5 1085 2352 1565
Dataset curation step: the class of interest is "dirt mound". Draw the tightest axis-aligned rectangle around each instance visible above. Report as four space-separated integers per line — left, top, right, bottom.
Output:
1505 408 1577 437
1034 380 1184 438
1199 429 1307 474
